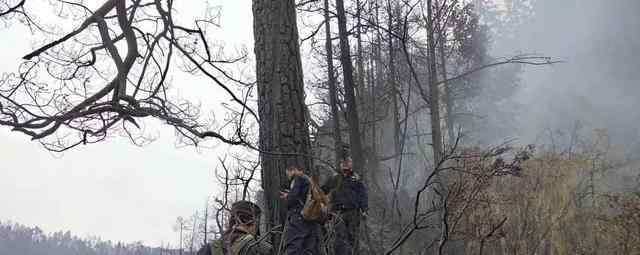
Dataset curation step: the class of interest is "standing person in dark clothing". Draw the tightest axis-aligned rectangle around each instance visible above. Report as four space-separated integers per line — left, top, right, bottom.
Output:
321 158 368 255
280 165 319 255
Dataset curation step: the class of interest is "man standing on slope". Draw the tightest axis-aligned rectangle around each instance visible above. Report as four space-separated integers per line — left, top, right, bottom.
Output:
322 157 368 255
280 165 319 254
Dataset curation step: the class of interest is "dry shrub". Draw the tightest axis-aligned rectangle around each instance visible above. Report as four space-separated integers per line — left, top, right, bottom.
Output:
455 146 640 255
594 192 640 254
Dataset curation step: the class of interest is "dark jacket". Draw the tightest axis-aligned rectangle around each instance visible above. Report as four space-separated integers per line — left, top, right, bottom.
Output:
286 175 310 214
321 173 368 211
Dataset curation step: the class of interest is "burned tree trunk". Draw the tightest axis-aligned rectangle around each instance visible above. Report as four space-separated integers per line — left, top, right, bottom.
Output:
324 0 343 169
252 0 312 244
335 0 365 175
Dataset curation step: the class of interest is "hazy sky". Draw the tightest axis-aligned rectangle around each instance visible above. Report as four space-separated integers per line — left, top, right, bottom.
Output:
504 0 640 146
0 0 253 247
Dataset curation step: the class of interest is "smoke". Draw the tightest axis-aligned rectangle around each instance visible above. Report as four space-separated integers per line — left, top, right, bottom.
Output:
490 0 640 149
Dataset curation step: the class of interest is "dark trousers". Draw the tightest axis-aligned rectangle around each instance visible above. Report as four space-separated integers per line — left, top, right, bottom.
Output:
334 209 361 255
285 213 318 255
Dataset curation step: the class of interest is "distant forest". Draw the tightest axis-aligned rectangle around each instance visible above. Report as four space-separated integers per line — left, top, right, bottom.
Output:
0 221 178 255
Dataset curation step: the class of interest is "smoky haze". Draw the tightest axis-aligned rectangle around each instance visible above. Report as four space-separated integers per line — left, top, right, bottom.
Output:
496 0 640 148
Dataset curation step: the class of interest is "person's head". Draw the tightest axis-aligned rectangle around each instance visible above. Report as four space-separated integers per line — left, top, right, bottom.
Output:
229 201 261 235
341 158 353 176
286 165 304 180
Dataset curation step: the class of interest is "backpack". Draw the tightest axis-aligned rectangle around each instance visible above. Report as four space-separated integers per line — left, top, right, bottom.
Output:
301 175 330 223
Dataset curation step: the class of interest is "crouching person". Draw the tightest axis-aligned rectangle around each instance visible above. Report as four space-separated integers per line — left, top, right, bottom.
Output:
197 201 272 255
280 165 319 255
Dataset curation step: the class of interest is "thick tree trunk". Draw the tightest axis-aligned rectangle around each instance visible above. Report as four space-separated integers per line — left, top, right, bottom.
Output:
335 0 365 175
252 0 312 247
324 0 343 169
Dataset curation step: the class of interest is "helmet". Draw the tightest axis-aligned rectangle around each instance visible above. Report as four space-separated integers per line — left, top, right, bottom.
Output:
230 201 261 225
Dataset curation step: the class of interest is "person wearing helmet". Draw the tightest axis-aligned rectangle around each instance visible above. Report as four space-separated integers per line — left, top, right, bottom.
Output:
197 201 272 255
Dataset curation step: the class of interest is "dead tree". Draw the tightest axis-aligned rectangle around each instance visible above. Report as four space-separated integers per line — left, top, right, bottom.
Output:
174 217 186 255
202 198 210 247
0 0 25 18
324 0 343 169
384 136 533 255
335 0 365 175
0 0 255 151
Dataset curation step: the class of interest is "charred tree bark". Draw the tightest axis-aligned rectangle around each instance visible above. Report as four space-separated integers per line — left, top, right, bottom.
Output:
324 0 343 169
335 0 365 175
252 0 312 246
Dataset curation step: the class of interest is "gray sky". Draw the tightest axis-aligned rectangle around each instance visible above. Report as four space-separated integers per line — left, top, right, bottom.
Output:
0 0 253 247
504 0 640 146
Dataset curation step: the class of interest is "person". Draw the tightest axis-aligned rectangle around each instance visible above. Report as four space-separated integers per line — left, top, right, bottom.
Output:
197 201 272 255
321 158 368 255
280 165 319 255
